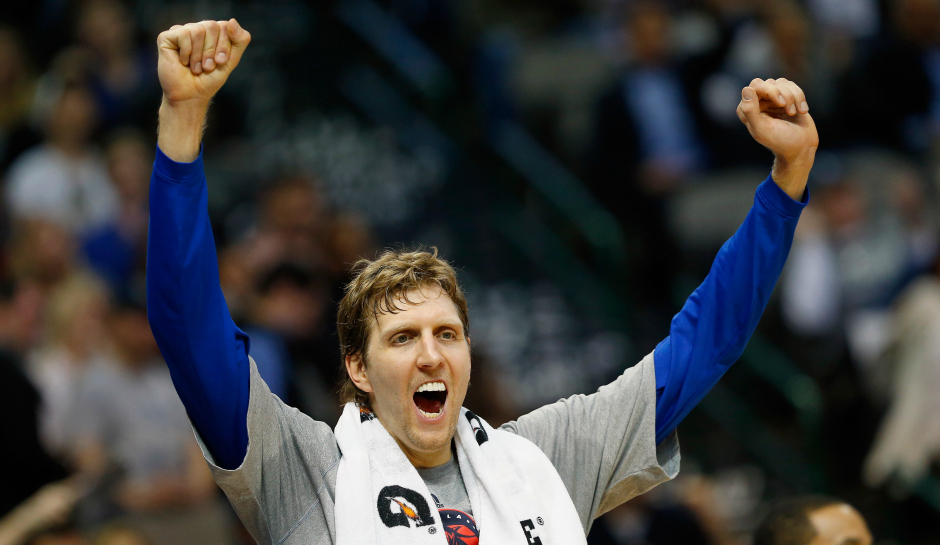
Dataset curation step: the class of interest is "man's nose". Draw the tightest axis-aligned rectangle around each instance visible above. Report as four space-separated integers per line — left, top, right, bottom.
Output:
416 335 444 368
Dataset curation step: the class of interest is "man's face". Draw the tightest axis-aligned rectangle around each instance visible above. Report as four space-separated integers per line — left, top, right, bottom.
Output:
347 285 470 468
808 504 872 545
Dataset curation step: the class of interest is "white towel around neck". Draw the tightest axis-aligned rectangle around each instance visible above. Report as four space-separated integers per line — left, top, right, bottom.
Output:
334 402 586 545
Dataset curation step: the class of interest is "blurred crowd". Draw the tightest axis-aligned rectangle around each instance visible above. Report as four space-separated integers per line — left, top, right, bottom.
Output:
0 2 376 543
0 0 939 543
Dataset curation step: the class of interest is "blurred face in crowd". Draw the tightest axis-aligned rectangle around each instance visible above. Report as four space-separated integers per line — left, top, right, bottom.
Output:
895 0 940 46
0 27 26 93
768 7 811 75
0 281 44 352
106 134 150 205
328 213 374 274
626 3 672 65
109 308 159 366
12 219 75 287
262 181 323 240
807 503 872 545
77 0 134 56
348 285 471 467
253 278 325 338
47 87 98 151
47 276 109 360
260 181 326 266
819 182 866 233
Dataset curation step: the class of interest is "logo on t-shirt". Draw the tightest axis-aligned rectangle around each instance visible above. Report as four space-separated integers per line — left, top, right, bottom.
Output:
440 508 479 545
377 485 435 529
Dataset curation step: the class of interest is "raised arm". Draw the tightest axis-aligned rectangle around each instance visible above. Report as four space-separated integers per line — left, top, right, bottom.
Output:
147 20 253 470
504 80 818 528
653 78 818 442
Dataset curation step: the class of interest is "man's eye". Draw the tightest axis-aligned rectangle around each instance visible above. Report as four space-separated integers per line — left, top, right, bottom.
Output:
440 331 454 340
393 334 410 344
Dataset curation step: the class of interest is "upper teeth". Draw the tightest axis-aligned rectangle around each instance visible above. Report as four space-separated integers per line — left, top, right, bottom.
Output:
417 382 445 393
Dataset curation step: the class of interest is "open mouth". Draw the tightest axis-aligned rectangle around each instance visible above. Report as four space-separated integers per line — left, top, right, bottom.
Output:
413 381 447 419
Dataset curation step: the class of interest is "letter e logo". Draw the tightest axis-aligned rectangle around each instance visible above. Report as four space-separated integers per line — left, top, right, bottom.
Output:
520 519 542 544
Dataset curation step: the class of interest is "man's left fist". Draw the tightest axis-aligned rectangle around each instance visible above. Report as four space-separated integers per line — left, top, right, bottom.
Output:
736 78 819 198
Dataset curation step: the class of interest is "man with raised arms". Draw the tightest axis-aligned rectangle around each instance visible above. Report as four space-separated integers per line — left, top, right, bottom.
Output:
147 19 818 545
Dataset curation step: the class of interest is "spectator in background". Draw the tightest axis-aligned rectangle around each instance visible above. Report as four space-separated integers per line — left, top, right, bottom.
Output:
779 158 937 382
780 169 916 346
69 300 232 545
754 496 871 545
686 1 831 166
763 4 814 91
586 1 702 318
217 179 371 421
324 212 375 279
242 263 321 400
74 0 158 131
7 217 91 298
597 1 705 194
680 0 767 167
0 481 82 545
82 128 151 299
864 252 940 489
848 0 940 154
0 26 41 175
0 276 85 545
780 178 867 340
218 178 329 319
775 162 928 492
588 465 762 545
242 262 341 422
5 82 117 235
805 0 879 118
588 497 712 545
255 177 330 271
0 279 69 519
807 0 880 40
25 274 110 458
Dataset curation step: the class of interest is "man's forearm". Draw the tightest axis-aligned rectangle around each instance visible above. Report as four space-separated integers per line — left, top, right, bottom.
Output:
157 98 209 163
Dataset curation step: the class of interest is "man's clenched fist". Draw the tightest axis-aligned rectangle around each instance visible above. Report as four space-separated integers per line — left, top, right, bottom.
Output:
156 19 250 162
736 78 819 200
157 19 251 107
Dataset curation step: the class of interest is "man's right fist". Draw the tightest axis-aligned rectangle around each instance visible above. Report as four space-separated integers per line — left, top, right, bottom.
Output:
157 19 250 107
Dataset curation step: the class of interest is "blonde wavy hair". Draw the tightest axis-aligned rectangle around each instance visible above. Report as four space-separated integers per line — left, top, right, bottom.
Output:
336 248 468 407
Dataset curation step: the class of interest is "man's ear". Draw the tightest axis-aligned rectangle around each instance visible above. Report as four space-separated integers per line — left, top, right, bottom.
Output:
345 353 373 393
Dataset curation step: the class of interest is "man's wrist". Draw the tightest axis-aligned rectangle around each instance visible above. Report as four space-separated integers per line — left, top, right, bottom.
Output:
771 150 815 201
157 96 210 163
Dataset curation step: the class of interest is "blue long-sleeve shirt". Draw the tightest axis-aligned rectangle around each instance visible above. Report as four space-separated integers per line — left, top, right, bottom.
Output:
652 176 806 443
147 147 251 470
146 147 806 470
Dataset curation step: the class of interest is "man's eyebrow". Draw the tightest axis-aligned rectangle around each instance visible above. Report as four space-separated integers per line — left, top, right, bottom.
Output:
841 539 864 545
379 320 463 335
380 322 415 335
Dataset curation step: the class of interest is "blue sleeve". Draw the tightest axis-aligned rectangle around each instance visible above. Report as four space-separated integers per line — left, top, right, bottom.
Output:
653 175 808 444
146 146 251 470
